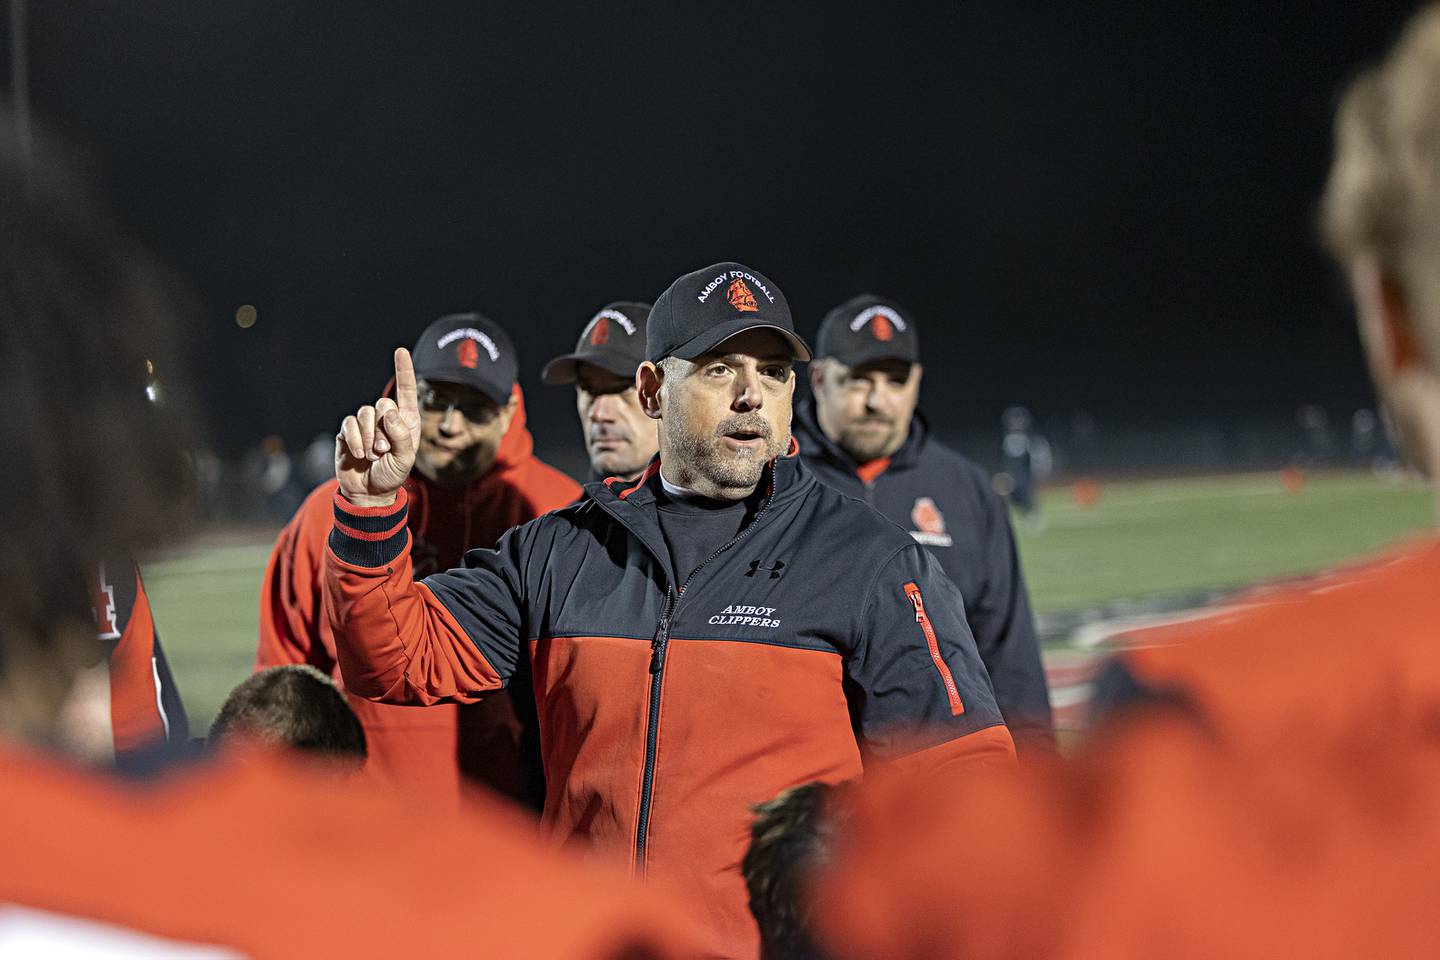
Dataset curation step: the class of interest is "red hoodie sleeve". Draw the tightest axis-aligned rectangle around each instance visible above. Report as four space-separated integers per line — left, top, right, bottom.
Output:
257 482 339 673
323 488 517 704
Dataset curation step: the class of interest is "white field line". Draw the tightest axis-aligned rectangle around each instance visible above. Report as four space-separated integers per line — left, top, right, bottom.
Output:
1067 602 1258 649
1042 472 1422 514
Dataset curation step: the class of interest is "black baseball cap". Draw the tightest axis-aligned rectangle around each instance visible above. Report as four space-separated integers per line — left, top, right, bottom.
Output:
540 301 651 385
409 312 517 406
646 261 811 363
815 294 921 367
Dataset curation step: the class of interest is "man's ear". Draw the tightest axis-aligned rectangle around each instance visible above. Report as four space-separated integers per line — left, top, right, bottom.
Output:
491 390 521 433
1354 260 1425 378
911 362 924 389
808 359 827 394
636 361 664 420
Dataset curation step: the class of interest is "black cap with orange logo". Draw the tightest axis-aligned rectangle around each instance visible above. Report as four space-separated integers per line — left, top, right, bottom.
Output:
540 301 651 385
409 312 518 406
645 261 811 363
815 294 920 367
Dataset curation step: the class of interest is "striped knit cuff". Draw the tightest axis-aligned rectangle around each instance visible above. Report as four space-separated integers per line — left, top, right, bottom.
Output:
328 488 410 567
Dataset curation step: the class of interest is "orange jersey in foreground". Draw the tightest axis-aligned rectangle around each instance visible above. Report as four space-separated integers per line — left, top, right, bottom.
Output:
816 716 1440 960
0 741 701 958
816 535 1440 959
1107 535 1440 754
259 388 579 806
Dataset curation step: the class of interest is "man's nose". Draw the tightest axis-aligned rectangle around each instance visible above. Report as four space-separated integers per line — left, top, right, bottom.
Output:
589 393 618 422
865 382 895 414
733 370 763 411
439 406 466 435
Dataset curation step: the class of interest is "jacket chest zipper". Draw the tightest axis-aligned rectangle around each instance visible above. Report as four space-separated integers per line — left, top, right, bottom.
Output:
633 483 776 876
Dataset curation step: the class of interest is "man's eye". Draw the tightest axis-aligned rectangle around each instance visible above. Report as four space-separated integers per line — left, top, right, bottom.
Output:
764 366 788 380
707 364 730 376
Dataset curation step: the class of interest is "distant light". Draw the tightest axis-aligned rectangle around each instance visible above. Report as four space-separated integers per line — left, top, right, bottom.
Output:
236 304 258 329
145 358 154 376
145 382 162 405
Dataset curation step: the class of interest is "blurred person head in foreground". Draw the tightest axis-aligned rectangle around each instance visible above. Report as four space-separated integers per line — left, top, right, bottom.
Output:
0 105 703 960
0 105 193 751
1323 4 1440 495
742 782 847 960
209 665 367 771
541 301 659 481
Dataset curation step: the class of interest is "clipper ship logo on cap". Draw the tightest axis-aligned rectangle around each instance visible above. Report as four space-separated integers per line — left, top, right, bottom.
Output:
851 305 907 338
727 277 760 313
589 317 610 345
456 339 480 369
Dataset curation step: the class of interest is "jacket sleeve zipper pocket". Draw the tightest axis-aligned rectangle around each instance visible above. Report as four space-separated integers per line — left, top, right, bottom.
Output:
903 582 965 716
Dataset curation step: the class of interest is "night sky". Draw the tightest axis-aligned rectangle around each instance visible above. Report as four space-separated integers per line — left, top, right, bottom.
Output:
12 2 1420 462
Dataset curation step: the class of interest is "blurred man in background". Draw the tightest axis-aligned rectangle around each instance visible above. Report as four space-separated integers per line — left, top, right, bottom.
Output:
258 313 580 808
793 295 1054 754
811 8 1440 958
0 108 699 959
541 301 659 482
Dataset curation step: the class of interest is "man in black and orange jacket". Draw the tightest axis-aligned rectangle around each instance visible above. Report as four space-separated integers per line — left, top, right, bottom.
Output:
324 261 1014 959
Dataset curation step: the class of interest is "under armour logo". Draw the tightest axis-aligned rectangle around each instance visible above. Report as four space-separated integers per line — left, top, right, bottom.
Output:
745 559 785 579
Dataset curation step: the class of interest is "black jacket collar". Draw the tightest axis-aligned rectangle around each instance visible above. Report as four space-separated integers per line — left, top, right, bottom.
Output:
791 396 929 476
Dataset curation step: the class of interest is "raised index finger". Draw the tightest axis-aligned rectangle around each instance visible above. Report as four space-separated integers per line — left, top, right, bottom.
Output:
393 347 419 418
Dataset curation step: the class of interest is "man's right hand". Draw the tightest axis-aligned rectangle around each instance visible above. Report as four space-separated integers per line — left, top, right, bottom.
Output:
335 347 422 507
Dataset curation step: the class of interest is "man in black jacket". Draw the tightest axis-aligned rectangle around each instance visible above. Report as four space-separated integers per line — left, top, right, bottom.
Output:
325 263 1015 958
793 294 1055 755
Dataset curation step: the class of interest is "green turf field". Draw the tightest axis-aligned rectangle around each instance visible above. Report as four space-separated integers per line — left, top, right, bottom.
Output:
1015 470 1434 612
145 470 1435 733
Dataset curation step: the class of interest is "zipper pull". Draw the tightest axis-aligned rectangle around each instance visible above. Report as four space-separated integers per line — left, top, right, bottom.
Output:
907 585 925 622
650 618 669 673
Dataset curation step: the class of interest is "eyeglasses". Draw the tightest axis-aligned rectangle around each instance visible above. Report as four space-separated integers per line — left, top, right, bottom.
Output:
418 385 501 424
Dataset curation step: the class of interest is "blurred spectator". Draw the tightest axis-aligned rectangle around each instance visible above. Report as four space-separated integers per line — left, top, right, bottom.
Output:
1296 403 1333 465
244 434 303 522
999 405 1042 516
299 431 336 489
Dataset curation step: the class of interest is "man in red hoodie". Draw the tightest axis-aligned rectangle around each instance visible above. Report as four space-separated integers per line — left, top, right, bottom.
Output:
258 313 579 808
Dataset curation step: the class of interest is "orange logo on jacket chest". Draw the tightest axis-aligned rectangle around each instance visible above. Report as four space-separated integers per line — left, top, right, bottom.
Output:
911 497 946 536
